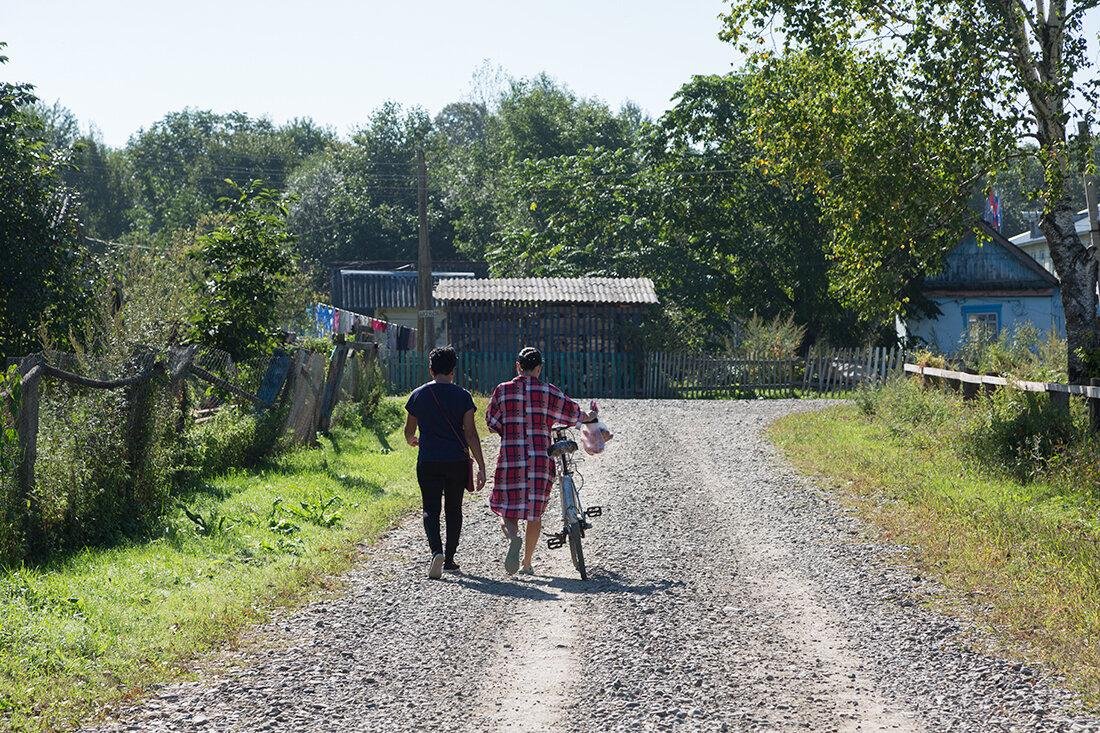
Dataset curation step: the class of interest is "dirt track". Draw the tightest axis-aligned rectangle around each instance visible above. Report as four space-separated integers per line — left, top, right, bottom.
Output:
89 400 1100 732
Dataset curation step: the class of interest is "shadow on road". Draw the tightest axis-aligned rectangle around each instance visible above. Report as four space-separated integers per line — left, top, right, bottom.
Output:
456 573 560 601
456 569 682 601
547 569 683 597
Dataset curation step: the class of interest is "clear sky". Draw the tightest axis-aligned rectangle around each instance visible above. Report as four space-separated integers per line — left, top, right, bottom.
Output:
1 0 740 147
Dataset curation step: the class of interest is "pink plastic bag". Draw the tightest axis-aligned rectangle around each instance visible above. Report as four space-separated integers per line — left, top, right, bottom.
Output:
580 401 613 455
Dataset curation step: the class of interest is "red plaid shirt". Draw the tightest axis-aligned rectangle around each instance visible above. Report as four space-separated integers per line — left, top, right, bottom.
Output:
486 375 582 521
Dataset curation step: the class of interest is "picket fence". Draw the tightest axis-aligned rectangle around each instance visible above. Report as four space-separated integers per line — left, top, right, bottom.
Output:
384 346 906 399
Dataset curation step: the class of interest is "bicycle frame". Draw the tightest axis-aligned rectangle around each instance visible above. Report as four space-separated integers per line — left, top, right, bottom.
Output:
545 426 602 566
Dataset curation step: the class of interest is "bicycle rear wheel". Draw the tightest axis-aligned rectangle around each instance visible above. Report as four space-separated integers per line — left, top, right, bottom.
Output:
567 522 587 580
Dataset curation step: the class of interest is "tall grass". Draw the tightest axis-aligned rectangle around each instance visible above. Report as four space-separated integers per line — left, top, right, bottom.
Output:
772 380 1100 703
858 375 1098 496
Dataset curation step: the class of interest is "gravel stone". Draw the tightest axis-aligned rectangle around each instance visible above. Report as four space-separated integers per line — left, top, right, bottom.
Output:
86 400 1100 732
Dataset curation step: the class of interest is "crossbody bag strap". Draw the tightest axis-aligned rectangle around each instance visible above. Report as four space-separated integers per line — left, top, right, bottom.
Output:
427 385 470 455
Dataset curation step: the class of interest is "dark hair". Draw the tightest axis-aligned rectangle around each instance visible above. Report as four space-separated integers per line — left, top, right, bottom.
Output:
517 346 542 371
429 345 458 375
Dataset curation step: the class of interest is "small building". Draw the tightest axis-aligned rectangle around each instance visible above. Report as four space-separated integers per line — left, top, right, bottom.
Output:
331 262 483 347
897 222 1064 353
431 277 659 396
1008 209 1091 275
434 277 659 353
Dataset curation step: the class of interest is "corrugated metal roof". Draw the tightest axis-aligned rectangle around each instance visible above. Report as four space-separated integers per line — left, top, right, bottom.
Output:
433 277 659 304
339 270 476 311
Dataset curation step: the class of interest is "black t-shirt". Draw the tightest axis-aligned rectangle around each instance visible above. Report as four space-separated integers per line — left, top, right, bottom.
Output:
405 381 476 464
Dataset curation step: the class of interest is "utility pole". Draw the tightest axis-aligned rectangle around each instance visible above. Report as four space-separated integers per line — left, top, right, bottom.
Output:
416 148 435 351
1080 121 1100 252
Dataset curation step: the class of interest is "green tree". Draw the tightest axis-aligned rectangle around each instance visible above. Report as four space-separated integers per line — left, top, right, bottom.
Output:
434 73 643 260
287 102 457 282
725 0 1099 378
0 45 90 359
485 74 864 349
128 110 335 234
188 180 299 360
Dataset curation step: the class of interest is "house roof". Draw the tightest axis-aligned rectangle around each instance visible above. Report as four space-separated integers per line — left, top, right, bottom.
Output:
1008 209 1090 249
337 270 477 311
433 277 659 304
922 221 1060 294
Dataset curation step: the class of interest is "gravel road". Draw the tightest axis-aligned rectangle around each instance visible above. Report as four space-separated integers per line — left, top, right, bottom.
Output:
89 400 1100 732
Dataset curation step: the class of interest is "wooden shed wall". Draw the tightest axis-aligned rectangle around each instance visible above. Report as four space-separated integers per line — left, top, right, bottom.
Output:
445 301 646 354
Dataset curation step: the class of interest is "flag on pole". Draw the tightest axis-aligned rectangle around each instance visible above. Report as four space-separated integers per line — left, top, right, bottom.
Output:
984 188 1002 231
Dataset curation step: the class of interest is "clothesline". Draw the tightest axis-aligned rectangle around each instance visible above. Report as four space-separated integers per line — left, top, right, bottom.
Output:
309 303 417 351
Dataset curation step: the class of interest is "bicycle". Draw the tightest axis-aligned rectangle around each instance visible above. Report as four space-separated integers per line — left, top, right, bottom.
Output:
544 425 603 580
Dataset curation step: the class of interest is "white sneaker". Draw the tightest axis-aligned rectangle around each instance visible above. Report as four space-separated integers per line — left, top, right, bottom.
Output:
428 553 444 580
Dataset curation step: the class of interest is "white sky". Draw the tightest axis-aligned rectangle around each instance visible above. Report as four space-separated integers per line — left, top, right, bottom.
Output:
1 0 741 147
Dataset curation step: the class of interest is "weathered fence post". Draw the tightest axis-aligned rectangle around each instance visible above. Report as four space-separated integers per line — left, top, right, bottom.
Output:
123 351 163 507
961 379 979 401
1089 378 1100 432
1049 386 1070 415
16 355 43 551
318 338 350 434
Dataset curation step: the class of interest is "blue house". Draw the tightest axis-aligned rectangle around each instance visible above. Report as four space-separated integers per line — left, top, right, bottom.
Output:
897 221 1064 353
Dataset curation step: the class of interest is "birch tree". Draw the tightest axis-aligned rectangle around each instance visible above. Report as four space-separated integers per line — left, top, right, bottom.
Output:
725 0 1099 379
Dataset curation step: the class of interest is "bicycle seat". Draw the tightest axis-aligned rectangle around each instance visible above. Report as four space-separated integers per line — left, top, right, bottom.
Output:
548 437 579 457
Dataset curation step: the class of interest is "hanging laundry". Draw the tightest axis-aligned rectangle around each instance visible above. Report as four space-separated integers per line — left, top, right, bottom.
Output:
397 326 413 351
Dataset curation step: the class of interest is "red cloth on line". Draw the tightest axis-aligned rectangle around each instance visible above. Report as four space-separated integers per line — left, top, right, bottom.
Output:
486 375 582 521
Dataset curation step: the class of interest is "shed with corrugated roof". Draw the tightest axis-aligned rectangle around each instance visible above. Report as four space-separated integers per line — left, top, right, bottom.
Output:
433 277 659 354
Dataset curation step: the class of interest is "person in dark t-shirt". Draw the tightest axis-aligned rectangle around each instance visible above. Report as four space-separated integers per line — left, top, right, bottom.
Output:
404 346 487 579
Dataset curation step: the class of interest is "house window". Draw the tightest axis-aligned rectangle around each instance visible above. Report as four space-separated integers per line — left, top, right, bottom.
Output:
962 306 1001 340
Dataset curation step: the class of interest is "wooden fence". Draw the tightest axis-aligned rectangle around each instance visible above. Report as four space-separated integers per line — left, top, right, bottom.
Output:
904 363 1100 429
383 345 906 399
4 336 381 552
802 346 907 395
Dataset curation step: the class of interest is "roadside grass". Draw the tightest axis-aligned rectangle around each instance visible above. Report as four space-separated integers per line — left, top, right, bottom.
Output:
769 404 1100 706
0 398 421 732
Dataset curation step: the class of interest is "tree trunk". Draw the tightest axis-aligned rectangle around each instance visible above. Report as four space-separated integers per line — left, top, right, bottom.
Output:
1043 204 1099 383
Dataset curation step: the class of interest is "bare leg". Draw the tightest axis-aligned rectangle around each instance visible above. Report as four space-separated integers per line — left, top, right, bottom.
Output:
501 518 519 539
522 519 541 567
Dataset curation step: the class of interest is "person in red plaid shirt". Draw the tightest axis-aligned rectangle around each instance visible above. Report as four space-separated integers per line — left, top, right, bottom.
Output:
486 347 592 575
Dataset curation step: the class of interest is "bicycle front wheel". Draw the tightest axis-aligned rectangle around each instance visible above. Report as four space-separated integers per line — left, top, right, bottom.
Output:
567 522 587 580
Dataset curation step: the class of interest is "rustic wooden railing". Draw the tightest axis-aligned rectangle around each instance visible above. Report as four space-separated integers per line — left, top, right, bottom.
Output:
903 363 1100 428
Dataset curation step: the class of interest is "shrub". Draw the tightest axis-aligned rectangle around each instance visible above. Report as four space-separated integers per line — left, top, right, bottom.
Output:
30 373 179 558
179 404 287 481
955 323 1066 381
963 388 1079 482
861 371 1096 496
188 180 299 361
739 313 807 359
912 349 946 369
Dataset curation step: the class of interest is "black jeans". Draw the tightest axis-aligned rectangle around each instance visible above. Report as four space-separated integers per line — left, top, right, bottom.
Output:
416 460 467 559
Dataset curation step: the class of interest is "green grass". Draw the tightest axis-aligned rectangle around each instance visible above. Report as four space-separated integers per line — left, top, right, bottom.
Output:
770 404 1100 706
0 398 421 732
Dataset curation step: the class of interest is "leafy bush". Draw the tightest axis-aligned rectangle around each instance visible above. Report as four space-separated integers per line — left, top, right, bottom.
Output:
179 404 287 482
330 355 386 430
955 323 1066 381
964 388 1080 482
738 313 807 359
912 349 946 368
862 372 1098 494
864 376 966 447
188 180 299 361
30 372 179 558
179 406 259 480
